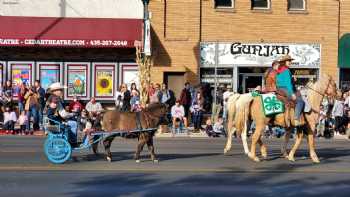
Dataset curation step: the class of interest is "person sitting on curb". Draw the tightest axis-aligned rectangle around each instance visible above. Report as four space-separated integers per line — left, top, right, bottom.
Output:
171 100 188 131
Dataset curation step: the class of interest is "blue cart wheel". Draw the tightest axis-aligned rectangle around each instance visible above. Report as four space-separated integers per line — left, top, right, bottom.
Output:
44 137 72 164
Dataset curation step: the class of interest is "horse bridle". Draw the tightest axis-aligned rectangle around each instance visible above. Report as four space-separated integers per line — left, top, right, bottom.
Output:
304 77 334 114
304 77 333 97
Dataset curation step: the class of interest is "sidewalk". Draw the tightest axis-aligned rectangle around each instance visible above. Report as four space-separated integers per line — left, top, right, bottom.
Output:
0 130 44 136
155 131 209 138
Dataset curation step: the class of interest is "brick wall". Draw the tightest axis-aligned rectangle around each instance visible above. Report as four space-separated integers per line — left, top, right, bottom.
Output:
149 0 342 83
149 0 200 84
340 0 350 37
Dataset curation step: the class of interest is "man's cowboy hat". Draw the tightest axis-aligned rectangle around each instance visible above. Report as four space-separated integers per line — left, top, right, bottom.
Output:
279 54 294 62
48 82 66 92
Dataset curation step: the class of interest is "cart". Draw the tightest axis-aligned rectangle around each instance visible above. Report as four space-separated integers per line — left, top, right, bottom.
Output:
43 117 157 164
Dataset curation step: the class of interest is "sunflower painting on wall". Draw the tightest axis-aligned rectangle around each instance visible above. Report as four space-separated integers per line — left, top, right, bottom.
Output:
96 70 113 97
68 70 87 96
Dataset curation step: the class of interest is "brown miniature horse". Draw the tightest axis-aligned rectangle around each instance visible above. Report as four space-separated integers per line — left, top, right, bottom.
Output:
100 103 168 162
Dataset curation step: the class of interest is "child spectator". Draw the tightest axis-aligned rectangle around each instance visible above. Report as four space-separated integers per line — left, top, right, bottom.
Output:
18 111 28 135
3 106 17 134
130 90 142 129
205 117 218 137
213 117 226 137
69 95 84 113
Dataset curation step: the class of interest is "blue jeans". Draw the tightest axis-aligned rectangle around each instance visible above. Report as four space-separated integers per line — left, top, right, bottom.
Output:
18 102 24 113
66 120 78 144
26 106 39 131
223 104 228 122
192 111 203 130
38 104 45 126
294 96 305 120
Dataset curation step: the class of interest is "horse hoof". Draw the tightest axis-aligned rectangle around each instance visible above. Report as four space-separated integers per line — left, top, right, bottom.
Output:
248 153 260 162
106 156 112 162
281 152 288 158
312 159 320 164
310 153 320 163
224 150 230 156
136 159 141 163
153 159 159 163
311 157 320 163
262 154 268 160
288 155 295 162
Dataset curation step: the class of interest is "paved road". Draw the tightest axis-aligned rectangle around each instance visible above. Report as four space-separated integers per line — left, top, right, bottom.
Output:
0 136 350 196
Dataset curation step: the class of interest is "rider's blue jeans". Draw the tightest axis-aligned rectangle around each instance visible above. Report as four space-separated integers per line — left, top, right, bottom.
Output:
294 96 305 120
66 120 77 144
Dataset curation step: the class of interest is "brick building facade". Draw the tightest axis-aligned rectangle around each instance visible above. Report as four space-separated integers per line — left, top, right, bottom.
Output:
149 0 347 95
0 0 143 101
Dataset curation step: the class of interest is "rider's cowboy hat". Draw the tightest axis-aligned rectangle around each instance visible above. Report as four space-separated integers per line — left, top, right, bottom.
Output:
48 82 66 92
279 54 294 62
272 60 279 66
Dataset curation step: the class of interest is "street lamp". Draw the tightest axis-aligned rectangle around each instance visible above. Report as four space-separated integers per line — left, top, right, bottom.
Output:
143 0 150 19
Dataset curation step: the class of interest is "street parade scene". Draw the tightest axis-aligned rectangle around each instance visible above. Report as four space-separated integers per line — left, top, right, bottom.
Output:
0 0 350 196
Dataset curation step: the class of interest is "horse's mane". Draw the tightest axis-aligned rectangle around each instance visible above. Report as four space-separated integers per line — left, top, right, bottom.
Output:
306 74 332 111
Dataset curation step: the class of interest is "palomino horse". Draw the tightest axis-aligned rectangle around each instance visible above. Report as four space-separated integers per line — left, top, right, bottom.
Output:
100 103 168 162
246 74 337 163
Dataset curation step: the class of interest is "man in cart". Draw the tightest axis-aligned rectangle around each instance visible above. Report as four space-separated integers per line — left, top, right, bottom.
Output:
45 83 79 146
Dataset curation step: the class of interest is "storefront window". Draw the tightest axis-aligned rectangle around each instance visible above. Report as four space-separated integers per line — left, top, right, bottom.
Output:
200 67 234 88
238 67 267 93
290 68 318 87
340 68 350 91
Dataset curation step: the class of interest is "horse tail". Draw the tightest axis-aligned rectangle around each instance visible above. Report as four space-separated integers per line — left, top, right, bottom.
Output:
235 93 254 136
226 94 241 133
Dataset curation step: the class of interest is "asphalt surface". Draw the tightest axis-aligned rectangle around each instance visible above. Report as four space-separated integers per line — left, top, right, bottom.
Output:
0 136 350 197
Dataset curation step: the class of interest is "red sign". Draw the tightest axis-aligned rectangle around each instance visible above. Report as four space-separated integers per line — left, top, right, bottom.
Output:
0 16 142 48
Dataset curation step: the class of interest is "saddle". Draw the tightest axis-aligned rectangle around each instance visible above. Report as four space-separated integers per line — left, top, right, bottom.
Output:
275 89 296 108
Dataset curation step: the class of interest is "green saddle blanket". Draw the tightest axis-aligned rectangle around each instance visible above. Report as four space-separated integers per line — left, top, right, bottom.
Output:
260 93 284 116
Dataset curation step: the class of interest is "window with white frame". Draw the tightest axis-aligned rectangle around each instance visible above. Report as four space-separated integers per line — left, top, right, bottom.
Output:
251 0 270 10
288 0 306 11
215 0 234 8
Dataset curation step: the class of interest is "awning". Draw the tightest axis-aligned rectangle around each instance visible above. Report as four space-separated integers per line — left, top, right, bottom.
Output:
0 16 142 48
339 33 350 68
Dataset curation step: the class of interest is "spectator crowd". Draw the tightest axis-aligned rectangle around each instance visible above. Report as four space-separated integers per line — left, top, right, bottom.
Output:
1 79 349 139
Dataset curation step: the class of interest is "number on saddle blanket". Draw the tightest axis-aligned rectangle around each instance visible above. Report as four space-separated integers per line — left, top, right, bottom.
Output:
260 93 284 116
